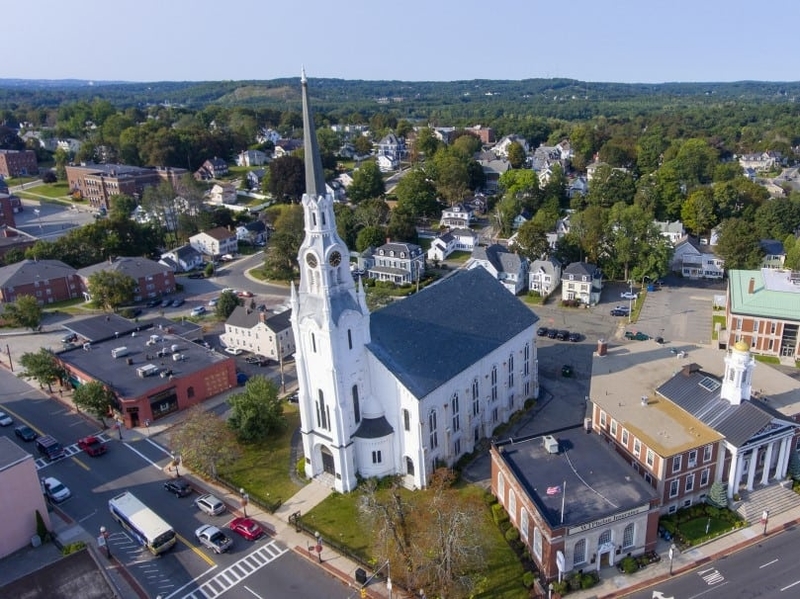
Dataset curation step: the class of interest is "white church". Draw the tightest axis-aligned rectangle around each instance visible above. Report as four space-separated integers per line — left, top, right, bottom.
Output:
290 72 541 492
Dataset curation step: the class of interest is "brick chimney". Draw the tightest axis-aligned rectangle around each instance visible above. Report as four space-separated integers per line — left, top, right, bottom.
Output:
748 278 755 294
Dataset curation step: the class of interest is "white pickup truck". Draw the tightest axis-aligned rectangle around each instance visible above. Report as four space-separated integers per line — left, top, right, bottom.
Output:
195 525 233 554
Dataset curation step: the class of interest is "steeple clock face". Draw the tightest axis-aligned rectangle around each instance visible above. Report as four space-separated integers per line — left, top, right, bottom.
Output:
305 253 318 268
328 251 342 267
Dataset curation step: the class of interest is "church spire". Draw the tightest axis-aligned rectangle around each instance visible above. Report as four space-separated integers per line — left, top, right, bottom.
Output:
301 68 326 199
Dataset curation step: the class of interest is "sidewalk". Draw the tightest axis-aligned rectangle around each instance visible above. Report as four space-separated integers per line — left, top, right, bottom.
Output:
566 505 800 599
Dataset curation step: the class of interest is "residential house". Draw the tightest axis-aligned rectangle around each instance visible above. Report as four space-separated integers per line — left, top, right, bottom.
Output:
530 144 563 172
65 164 188 211
528 257 562 298
491 428 660 583
738 151 782 172
245 169 266 190
512 209 532 230
336 172 354 189
477 155 511 193
235 220 267 244
427 228 478 261
655 220 686 245
760 240 786 269
431 126 456 144
0 150 38 177
671 236 724 280
189 227 238 258
236 149 268 167
0 259 81 305
56 139 82 154
159 245 204 273
194 157 229 180
220 306 295 362
77 256 176 303
376 154 398 172
376 133 405 161
568 176 588 199
0 227 36 262
256 128 281 145
208 183 238 205
725 268 800 360
440 203 474 229
273 139 303 158
492 135 529 158
56 314 236 428
561 262 602 305
0 438 51 559
465 193 488 214
468 244 528 295
366 241 426 284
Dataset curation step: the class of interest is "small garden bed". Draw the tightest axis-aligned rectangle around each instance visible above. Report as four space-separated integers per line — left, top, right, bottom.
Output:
659 503 744 548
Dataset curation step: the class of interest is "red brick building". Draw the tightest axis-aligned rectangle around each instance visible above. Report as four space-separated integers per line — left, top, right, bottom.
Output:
77 256 177 302
0 194 16 229
0 259 82 305
65 164 188 211
0 149 38 177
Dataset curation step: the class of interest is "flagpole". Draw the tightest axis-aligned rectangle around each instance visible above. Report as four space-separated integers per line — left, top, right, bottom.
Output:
561 480 566 524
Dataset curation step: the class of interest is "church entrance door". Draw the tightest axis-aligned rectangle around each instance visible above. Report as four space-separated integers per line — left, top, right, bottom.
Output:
321 446 335 475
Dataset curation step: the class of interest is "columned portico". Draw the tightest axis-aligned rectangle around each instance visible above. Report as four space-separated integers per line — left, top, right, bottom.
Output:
761 442 775 486
727 434 795 499
745 446 758 491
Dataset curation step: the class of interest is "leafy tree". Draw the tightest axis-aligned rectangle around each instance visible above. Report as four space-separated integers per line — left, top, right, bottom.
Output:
706 481 728 508
754 196 800 240
788 450 800 481
19 348 64 393
387 204 418 243
41 170 57 184
356 225 387 252
108 194 139 221
53 147 69 181
669 138 719 187
586 164 636 207
412 127 441 161
352 134 373 157
493 195 521 238
569 206 607 265
263 204 304 280
681 187 717 238
73 381 116 425
4 295 42 330
334 203 358 249
715 218 764 270
169 405 240 478
216 290 241 319
511 220 549 262
365 284 393 311
430 148 471 204
268 155 305 202
506 141 526 169
498 169 541 210
87 270 136 311
606 202 668 282
394 168 439 218
347 161 385 203
204 262 215 278
451 131 482 156
353 198 390 229
227 376 285 442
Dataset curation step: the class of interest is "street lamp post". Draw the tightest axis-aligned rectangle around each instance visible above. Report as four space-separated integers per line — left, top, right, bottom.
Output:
99 526 111 559
171 452 181 477
239 488 249 517
548 582 554 599
668 543 676 575
762 509 770 536
314 531 322 563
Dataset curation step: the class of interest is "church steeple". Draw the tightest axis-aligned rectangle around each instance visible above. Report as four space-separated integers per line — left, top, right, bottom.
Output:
301 68 326 200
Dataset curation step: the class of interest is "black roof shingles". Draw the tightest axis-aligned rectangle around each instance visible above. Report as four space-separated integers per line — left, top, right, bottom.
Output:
368 268 538 398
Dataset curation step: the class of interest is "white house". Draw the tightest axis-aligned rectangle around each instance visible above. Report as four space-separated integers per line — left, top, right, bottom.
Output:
427 229 477 261
561 261 602 305
236 149 269 167
291 72 540 493
221 306 295 362
671 236 724 280
189 227 238 258
235 221 267 245
655 220 686 245
159 245 204 273
468 244 529 295
376 155 398 172
208 183 238 205
440 203 474 229
492 135 529 158
760 239 786 270
528 257 562 298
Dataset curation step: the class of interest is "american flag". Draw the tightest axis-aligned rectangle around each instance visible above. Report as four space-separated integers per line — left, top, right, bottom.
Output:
546 485 561 496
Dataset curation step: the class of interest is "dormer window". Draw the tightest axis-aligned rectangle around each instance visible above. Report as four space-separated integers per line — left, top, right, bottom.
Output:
400 252 406 258
390 251 395 257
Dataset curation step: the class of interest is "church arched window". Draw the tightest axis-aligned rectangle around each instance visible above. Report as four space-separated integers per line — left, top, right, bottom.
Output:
312 212 317 226
348 329 353 350
405 456 415 476
491 366 498 401
429 409 438 449
352 385 360 424
451 392 460 432
508 353 514 388
403 409 410 431
472 378 480 416
311 332 316 353
317 389 328 430
523 343 530 376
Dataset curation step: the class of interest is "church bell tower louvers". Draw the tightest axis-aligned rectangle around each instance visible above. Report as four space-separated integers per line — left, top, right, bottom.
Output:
290 70 371 493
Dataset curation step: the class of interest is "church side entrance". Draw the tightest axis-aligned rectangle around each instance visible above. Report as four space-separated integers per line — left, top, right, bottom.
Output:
321 445 335 475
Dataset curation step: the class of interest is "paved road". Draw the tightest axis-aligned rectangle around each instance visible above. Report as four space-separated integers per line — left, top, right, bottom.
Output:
627 525 800 599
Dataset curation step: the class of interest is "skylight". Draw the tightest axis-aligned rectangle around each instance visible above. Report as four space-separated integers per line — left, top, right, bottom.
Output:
698 376 721 392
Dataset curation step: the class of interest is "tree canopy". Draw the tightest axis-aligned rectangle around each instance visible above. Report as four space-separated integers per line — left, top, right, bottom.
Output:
227 376 285 443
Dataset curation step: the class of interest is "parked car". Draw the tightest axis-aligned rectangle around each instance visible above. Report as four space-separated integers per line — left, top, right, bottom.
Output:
161 298 172 308
536 327 549 337
555 330 570 341
610 309 628 317
621 291 638 300
208 297 219 307
0 411 13 426
61 333 77 344
245 356 268 366
15 424 37 441
42 476 71 503
568 332 582 342
229 517 265 541
187 272 205 279
171 297 185 308
625 331 650 341
194 493 226 516
195 524 233 554
237 290 254 298
164 478 193 497
35 435 65 461
77 435 107 456
546 329 559 339
146 299 160 308
190 306 206 317
224 347 244 356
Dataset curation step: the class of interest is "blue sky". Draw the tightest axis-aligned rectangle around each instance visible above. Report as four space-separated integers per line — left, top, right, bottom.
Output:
7 0 800 83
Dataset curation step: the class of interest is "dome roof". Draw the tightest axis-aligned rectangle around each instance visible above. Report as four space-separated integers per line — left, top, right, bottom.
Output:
734 340 749 352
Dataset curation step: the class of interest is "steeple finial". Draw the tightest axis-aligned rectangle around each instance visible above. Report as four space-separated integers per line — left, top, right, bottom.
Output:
301 69 326 199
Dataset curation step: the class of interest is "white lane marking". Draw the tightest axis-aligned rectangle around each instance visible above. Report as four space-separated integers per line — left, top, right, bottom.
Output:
146 437 172 456
163 565 218 599
122 441 164 469
244 586 265 599
760 558 779 568
781 580 800 592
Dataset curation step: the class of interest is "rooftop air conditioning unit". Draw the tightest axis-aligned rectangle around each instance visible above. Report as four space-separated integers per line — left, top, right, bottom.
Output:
543 435 559 454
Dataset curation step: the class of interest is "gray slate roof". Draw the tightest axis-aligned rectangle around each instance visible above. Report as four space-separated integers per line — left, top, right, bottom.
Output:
656 365 794 448
563 261 598 279
368 267 538 398
353 416 394 439
0 259 77 288
472 244 524 274
77 256 172 280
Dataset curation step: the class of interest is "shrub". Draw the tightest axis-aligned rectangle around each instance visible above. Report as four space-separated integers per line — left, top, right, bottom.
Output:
552 580 569 595
522 571 536 589
482 491 497 506
619 556 639 574
296 457 306 479
491 502 509 525
580 572 599 589
35 510 48 542
61 541 86 556
504 527 520 542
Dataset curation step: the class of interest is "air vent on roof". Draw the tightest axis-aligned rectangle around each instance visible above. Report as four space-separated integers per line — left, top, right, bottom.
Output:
698 376 721 392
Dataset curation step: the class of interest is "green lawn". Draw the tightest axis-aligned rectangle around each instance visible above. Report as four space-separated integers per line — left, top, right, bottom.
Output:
304 483 527 598
711 315 726 340
678 517 731 540
447 250 472 263
218 405 303 509
20 182 72 199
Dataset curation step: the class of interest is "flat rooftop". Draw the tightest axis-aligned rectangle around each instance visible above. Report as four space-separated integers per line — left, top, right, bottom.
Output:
590 341 800 451
496 427 658 529
0 437 30 472
58 316 230 398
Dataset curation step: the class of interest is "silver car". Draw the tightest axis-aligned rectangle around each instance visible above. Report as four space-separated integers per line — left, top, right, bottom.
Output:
194 493 226 516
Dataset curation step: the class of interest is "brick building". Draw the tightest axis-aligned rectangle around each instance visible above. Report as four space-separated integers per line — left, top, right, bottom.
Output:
57 315 237 428
65 164 188 211
77 256 177 303
0 149 38 177
0 259 82 305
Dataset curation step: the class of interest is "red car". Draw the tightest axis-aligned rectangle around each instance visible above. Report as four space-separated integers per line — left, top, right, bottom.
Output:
229 517 265 541
237 290 254 298
77 435 107 456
